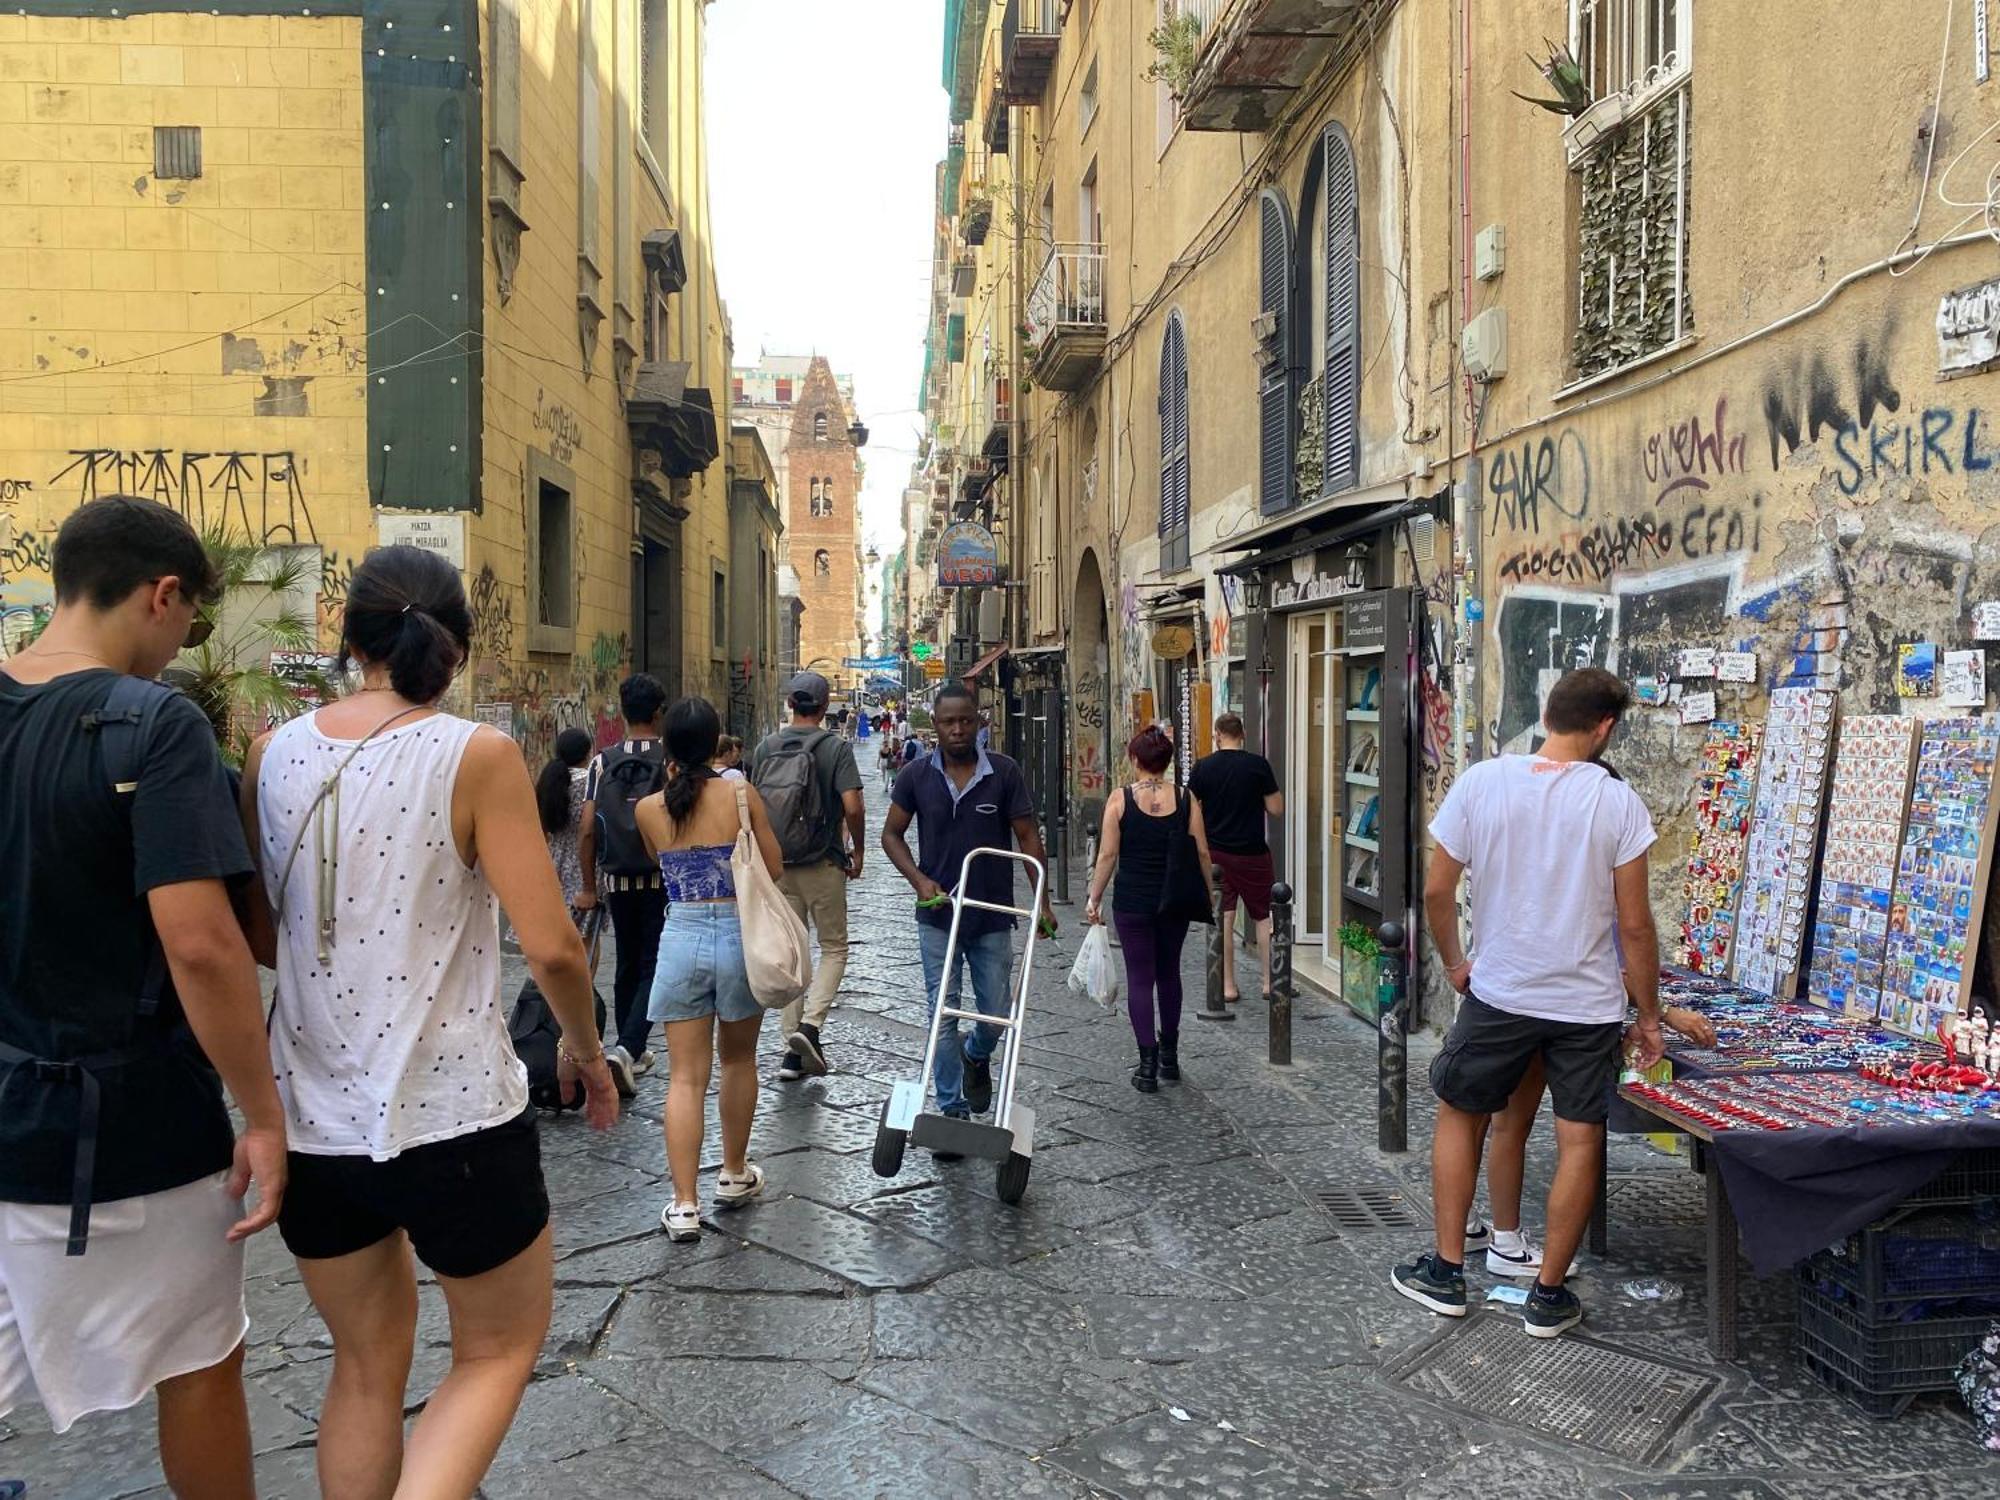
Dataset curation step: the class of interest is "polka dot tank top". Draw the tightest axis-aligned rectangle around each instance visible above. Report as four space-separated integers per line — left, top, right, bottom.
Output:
258 711 527 1159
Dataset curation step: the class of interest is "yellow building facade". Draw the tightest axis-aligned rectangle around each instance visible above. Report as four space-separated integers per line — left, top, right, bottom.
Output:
926 0 2000 1003
0 0 733 763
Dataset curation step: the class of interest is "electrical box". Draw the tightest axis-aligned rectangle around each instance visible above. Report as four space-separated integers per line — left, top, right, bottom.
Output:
1474 223 1505 281
1462 308 1508 382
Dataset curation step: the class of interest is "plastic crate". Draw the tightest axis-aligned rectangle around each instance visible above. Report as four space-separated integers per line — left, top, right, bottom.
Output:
1810 1204 2000 1310
1795 1275 1995 1418
1906 1150 2000 1208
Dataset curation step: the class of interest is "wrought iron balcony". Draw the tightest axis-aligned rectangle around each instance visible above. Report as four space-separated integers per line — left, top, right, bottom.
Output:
1026 243 1106 392
1177 0 1372 133
998 0 1061 106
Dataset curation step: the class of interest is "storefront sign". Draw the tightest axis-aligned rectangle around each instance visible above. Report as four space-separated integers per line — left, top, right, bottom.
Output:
377 512 467 568
842 655 902 672
911 641 935 660
922 658 947 679
1151 624 1195 660
936 521 999 587
1271 573 1361 610
1343 593 1388 652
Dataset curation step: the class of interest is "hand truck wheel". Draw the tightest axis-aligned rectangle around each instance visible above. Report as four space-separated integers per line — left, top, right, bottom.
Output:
995 1150 1031 1205
872 1121 908 1179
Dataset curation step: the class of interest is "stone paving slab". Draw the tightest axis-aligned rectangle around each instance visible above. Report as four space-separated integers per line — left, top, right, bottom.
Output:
728 1194 967 1289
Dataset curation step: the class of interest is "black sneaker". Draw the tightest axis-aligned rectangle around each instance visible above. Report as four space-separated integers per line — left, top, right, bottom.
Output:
777 1050 805 1082
962 1041 993 1114
787 1023 828 1076
1390 1251 1468 1317
1523 1283 1584 1339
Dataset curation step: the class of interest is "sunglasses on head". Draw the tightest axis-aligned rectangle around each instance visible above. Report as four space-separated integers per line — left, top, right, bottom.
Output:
146 576 217 648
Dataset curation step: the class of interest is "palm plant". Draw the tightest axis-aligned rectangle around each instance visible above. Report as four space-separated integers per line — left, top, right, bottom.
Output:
174 527 328 764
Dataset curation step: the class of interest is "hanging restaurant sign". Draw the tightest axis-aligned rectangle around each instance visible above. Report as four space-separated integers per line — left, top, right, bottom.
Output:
1151 624 1195 660
937 521 1000 587
1270 573 1362 609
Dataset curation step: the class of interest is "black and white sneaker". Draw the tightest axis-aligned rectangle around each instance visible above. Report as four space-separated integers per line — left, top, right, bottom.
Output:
1486 1232 1577 1280
606 1045 637 1099
1523 1283 1584 1338
1390 1251 1468 1317
777 1050 805 1082
1463 1217 1492 1253
786 1023 828 1077
961 1041 993 1114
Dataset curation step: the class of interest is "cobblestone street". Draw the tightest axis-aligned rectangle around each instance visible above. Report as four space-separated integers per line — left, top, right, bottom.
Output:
5 781 1999 1498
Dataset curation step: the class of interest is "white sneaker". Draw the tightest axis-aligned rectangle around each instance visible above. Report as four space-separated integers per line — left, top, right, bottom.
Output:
715 1163 766 1208
661 1201 701 1241
632 1049 657 1078
606 1045 637 1099
1463 1218 1492 1253
1486 1232 1577 1279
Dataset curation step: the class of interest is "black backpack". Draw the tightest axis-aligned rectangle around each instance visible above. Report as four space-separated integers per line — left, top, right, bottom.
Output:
508 975 608 1111
594 741 665 876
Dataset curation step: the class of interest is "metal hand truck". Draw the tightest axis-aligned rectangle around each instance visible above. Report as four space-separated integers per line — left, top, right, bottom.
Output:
872 847 1047 1204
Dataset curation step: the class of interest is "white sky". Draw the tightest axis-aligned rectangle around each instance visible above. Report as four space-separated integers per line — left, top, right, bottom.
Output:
706 0 946 571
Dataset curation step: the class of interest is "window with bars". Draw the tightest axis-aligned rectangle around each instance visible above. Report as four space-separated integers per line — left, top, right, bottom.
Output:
1571 82 1692 379
1573 0 1690 113
1158 311 1190 574
640 0 670 169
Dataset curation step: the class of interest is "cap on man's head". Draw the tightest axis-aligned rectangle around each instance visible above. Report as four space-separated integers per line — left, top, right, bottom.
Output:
786 671 831 712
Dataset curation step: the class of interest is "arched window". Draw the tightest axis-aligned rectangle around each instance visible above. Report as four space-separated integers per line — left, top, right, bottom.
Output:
814 549 831 576
1318 122 1360 496
1157 310 1189 573
811 479 833 518
814 410 828 441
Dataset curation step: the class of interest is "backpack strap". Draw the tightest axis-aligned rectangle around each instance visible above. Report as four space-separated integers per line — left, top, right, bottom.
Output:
81 677 177 1020
733 779 752 836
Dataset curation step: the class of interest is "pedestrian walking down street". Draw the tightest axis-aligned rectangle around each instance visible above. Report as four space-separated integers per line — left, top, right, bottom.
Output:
1086 726 1215 1093
515 727 595 944
579 674 671 1095
0 498 287 1499
880 682 1054 1135
635 697 785 1241
1188 712 1284 1004
1393 667 1663 1339
244 545 618 1500
712 734 747 781
750 671 864 1081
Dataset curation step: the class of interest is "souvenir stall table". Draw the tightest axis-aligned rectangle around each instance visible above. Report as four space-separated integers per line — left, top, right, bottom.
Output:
1597 701 2000 1406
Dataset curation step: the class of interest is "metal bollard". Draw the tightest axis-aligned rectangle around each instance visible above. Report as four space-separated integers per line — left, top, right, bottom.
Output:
1376 920 1408 1153
1269 882 1294 1065
1197 870 1236 1022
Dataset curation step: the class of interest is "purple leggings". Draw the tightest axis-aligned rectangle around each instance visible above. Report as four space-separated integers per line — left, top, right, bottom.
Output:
1112 912 1191 1047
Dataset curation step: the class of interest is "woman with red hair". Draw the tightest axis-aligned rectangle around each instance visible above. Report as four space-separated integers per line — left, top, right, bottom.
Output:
1084 725 1214 1092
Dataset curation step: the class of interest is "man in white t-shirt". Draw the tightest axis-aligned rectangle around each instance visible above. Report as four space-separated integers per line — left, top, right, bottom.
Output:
1392 667 1664 1339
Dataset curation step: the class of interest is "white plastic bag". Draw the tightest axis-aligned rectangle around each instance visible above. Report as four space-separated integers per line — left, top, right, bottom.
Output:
729 784 812 1009
1066 924 1123 1013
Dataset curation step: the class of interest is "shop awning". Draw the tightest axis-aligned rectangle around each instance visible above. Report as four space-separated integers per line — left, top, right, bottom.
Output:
962 643 1009 681
1215 495 1432 578
1214 477 1418 556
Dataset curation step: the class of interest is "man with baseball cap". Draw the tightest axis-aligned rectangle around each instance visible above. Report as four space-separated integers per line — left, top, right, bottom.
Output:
749 672 865 1080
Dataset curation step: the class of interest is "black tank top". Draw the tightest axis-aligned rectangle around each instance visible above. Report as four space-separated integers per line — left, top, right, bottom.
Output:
1112 784 1180 914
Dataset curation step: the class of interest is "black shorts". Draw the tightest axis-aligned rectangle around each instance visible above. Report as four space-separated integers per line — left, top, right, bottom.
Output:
278 1109 550 1279
1428 994 1623 1124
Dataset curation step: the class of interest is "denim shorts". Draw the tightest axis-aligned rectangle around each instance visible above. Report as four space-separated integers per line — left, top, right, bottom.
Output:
647 903 761 1025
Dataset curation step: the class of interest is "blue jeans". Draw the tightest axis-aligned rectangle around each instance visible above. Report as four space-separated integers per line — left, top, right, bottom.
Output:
919 923 1014 1116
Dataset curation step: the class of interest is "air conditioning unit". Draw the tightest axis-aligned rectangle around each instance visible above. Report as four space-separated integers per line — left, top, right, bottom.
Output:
1563 93 1630 165
1462 308 1508 383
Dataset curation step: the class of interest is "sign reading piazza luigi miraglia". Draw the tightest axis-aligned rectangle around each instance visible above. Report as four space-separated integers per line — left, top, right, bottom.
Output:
936 520 1000 587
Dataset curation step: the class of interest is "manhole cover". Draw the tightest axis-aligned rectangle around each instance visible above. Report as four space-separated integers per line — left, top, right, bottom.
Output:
1604 1170 1705 1227
1390 1314 1715 1464
1316 1184 1426 1232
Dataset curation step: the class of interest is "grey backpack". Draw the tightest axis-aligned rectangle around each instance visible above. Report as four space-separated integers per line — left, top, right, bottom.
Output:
752 730 834 865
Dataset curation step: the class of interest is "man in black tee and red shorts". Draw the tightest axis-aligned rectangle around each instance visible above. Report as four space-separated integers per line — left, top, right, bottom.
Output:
1188 713 1284 1004
0 497 286 1496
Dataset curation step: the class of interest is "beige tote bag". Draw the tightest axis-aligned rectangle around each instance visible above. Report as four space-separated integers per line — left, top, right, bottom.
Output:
731 782 813 1009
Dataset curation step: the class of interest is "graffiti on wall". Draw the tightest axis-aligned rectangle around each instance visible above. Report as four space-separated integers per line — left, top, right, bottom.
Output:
50 448 317 544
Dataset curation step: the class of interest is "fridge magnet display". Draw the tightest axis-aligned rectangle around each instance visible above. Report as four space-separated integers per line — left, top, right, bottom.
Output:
1881 715 2000 1039
1733 688 1837 998
1717 651 1759 684
1808 715 1919 1020
1899 642 1941 697
1678 721 1764 975
1678 647 1717 679
1944 649 1988 709
1973 601 2000 641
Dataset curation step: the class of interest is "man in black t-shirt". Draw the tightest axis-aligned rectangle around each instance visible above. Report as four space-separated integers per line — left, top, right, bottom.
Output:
0 497 285 1493
1188 713 1284 1004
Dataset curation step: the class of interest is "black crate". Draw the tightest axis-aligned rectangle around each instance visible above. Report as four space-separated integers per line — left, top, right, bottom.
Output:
1795 1276 1994 1418
1810 1203 2000 1309
1906 1150 2000 1207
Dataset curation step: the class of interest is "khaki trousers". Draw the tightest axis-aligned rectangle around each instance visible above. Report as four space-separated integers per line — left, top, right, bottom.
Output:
778 859 849 1036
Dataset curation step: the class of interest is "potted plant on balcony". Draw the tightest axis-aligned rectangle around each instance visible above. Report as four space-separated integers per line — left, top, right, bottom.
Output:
962 183 994 246
1338 919 1381 1023
1145 5 1203 99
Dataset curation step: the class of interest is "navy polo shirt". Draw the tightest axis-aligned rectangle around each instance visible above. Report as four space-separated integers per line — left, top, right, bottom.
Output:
891 748 1035 937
